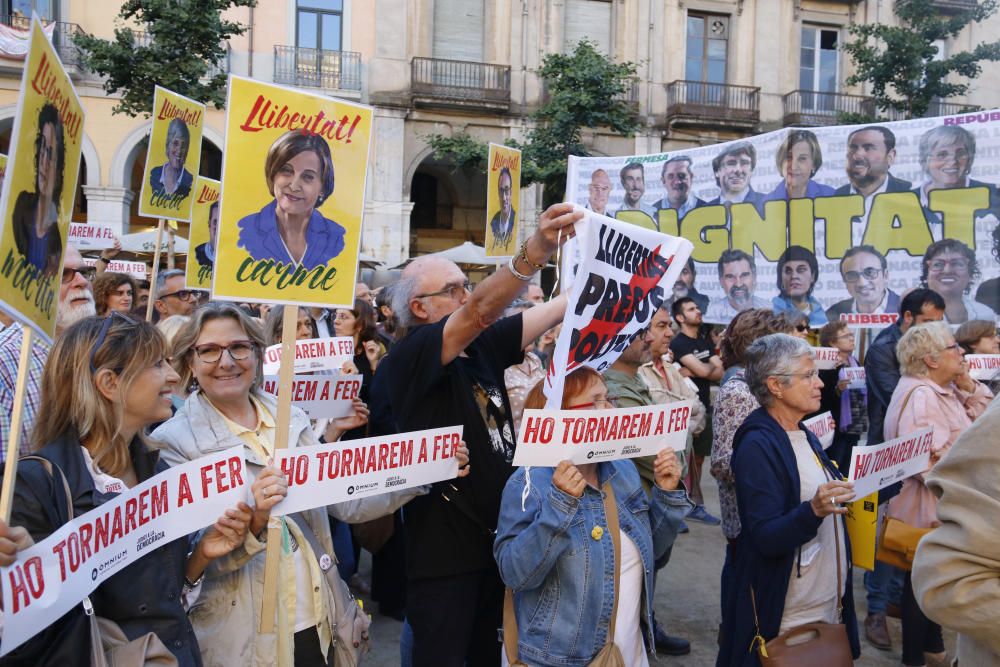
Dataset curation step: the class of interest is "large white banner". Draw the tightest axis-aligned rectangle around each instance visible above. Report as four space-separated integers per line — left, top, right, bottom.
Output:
847 427 933 498
566 111 1000 325
965 354 1000 380
513 401 693 466
262 336 354 375
0 448 247 655
545 206 692 408
273 426 464 515
67 222 118 250
261 374 361 419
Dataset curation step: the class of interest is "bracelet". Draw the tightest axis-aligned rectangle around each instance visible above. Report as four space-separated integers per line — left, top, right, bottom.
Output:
517 241 546 270
98 256 110 263
184 572 205 589
507 254 533 281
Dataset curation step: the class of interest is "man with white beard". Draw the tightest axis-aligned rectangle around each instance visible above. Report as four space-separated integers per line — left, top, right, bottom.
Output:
0 246 96 461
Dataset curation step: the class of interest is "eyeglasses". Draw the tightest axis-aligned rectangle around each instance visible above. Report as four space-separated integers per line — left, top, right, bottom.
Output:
567 398 617 410
89 312 136 374
940 342 962 354
62 265 97 284
795 324 809 333
843 267 882 283
416 280 472 300
773 369 820 381
836 332 856 340
192 340 256 364
928 259 969 272
158 289 196 302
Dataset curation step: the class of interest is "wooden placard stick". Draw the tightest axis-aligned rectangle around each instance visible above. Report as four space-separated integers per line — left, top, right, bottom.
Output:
0 328 35 522
259 306 300 633
145 219 166 321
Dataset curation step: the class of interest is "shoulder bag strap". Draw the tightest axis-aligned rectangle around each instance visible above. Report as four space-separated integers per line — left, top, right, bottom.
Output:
816 456 844 622
20 455 74 523
602 479 621 643
892 386 921 440
503 588 520 664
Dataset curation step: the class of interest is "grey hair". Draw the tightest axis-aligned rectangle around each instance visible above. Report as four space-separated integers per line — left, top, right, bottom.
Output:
918 125 975 173
392 275 420 331
155 269 186 298
744 333 815 407
165 118 190 149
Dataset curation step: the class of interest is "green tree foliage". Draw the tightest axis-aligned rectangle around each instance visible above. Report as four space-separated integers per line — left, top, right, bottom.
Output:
843 0 1000 119
75 0 256 117
426 40 639 202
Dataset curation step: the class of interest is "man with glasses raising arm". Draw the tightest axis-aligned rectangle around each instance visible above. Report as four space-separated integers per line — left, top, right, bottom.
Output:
379 203 580 666
0 245 96 461
152 268 197 322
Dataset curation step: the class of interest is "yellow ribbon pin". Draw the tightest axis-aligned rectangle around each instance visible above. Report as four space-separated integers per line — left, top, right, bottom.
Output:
591 525 604 541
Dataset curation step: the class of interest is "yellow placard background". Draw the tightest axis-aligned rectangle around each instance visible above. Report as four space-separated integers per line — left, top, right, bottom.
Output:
0 155 7 193
186 176 220 290
212 76 373 308
0 19 84 342
138 86 205 222
845 492 879 571
485 143 521 258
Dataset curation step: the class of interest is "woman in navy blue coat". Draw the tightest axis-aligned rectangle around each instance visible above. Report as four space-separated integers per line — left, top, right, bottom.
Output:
717 334 860 666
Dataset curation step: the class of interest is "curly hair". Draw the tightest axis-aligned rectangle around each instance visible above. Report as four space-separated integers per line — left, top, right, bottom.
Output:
92 272 137 316
719 308 792 370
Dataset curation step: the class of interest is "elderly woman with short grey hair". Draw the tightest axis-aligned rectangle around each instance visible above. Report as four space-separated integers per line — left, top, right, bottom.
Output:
883 321 991 667
717 334 859 667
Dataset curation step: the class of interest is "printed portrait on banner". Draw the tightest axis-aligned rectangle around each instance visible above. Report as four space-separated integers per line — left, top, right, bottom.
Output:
485 143 521 257
212 76 373 309
138 86 205 222
566 112 1000 327
0 18 84 342
186 176 220 290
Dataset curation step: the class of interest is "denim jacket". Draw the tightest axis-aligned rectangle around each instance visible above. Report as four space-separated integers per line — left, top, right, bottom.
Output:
494 461 691 666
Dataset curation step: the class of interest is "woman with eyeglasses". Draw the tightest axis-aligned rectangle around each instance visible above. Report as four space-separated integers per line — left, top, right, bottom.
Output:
494 368 690 666
920 239 996 326
0 314 252 665
152 303 466 665
883 321 991 667
718 334 860 667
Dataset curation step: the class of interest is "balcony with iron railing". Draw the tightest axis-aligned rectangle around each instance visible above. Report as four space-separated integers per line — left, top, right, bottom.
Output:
665 80 759 129
411 57 511 111
131 30 231 78
0 14 83 71
273 45 362 92
782 90 876 127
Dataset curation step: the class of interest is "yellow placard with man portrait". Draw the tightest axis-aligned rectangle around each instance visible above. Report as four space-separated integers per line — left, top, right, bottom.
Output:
212 75 373 308
138 86 205 222
186 176 220 291
0 18 84 343
485 143 521 258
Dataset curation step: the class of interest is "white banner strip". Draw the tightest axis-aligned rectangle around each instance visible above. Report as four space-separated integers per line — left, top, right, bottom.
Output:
0 447 247 655
812 347 841 370
261 374 361 419
847 427 933 499
965 354 1000 380
82 257 148 280
262 336 354 375
842 366 866 383
68 222 117 250
803 411 836 450
513 400 693 467
273 426 464 515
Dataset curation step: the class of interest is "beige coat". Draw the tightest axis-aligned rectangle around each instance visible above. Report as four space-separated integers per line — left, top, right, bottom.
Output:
152 390 425 666
912 396 1000 665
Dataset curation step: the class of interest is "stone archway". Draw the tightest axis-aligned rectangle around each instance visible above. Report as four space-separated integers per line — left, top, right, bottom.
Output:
408 153 488 257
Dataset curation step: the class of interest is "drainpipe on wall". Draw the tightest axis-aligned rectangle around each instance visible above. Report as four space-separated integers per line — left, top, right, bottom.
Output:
247 4 254 78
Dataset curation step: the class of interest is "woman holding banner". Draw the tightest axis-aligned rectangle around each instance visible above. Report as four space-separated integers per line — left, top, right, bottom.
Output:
883 321 991 667
719 333 859 667
0 314 253 665
495 369 690 667
153 303 467 665
237 130 346 270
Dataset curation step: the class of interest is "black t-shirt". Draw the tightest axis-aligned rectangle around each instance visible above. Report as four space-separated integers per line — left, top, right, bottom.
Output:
382 312 523 580
670 331 715 408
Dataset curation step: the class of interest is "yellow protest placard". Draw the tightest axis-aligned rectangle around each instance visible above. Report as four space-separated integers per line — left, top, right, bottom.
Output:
0 155 7 194
485 143 521 258
186 177 220 290
212 75 373 308
138 86 205 222
846 492 879 571
0 18 84 342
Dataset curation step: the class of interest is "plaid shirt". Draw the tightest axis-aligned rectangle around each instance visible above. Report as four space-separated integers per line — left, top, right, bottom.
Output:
0 323 50 463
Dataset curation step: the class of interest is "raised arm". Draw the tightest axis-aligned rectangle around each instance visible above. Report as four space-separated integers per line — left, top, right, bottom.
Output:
440 204 581 365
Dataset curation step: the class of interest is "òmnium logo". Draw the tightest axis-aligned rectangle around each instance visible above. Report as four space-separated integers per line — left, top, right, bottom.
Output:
351 481 380 495
587 451 595 459
385 475 407 489
136 529 166 553
620 445 641 456
347 485 355 495
589 448 616 459
93 549 128 580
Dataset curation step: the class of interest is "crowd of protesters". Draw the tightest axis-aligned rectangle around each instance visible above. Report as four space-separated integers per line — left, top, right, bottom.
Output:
0 201 998 666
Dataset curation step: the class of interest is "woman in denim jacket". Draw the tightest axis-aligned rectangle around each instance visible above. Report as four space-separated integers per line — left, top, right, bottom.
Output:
495 368 691 666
